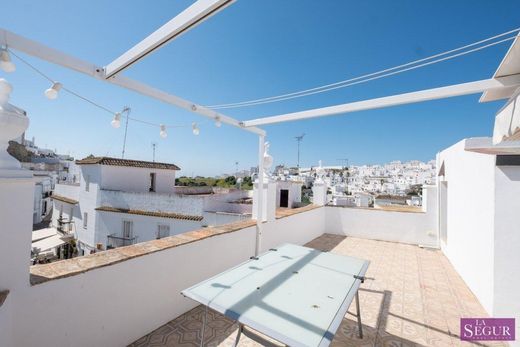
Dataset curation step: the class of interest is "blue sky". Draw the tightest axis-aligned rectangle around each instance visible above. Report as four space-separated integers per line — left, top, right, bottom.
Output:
1 1 519 176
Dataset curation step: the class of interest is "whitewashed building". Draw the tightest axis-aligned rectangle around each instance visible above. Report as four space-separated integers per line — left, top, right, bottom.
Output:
275 180 302 208
31 172 52 225
51 157 253 254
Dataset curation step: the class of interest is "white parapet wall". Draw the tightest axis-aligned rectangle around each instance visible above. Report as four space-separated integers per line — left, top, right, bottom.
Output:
53 183 81 200
99 190 205 216
324 203 438 247
11 207 326 347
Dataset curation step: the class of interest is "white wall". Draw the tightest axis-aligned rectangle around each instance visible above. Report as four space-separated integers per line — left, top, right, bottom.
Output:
0 175 34 347
325 204 437 247
75 165 101 250
202 211 251 226
32 184 43 224
437 139 496 313
52 184 82 234
252 182 276 222
275 181 302 208
54 183 80 200
100 165 176 194
99 190 205 217
493 91 520 144
96 211 202 247
11 207 326 347
493 165 520 328
261 206 325 250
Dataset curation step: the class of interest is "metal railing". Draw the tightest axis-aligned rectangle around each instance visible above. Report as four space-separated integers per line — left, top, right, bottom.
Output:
57 218 74 235
107 234 138 248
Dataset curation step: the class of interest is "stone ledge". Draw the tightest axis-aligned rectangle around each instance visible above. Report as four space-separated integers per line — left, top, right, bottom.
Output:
326 204 424 214
275 204 321 219
30 219 256 286
29 205 322 286
0 290 9 308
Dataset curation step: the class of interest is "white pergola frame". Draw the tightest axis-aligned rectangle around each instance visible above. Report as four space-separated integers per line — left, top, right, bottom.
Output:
1 1 519 256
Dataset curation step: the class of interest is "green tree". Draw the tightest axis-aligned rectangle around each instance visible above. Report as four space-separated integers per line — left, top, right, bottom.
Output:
7 141 33 162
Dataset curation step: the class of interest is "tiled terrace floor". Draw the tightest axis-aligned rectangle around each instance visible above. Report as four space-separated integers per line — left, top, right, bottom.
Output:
130 234 504 347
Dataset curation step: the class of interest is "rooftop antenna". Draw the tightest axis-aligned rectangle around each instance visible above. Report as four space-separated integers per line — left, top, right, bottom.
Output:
152 142 157 162
337 158 349 169
121 106 131 159
295 133 305 168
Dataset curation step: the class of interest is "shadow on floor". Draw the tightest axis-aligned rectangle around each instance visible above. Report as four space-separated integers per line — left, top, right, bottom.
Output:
304 234 347 252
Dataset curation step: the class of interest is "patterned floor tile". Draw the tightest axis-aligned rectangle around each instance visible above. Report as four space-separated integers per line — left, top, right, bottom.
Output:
129 235 501 347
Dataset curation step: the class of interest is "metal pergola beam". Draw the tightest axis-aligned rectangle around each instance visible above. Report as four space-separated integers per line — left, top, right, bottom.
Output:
104 0 235 78
0 28 265 136
242 75 520 127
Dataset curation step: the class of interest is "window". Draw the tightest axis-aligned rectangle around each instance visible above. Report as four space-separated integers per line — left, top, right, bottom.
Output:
149 173 156 192
122 220 133 238
83 212 88 229
85 175 90 192
157 224 170 239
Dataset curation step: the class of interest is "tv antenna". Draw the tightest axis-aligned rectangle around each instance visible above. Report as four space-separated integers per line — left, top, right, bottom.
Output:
295 133 305 168
337 158 349 169
152 143 157 162
120 106 131 159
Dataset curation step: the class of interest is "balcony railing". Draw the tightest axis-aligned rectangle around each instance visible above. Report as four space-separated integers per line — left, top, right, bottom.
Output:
57 218 74 235
107 234 138 248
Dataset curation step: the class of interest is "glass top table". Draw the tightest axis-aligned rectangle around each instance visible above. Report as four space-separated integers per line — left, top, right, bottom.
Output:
182 243 369 347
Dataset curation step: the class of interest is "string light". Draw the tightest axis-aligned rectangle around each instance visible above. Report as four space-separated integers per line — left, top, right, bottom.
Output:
215 116 222 127
192 122 200 135
0 48 15 73
159 124 167 138
7 48 212 139
111 112 121 128
44 82 62 100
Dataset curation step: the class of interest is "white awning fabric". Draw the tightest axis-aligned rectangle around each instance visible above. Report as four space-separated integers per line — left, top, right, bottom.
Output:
32 228 58 242
32 234 66 252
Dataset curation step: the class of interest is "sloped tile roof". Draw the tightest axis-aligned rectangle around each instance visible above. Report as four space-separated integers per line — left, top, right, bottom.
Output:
95 206 203 221
52 194 79 205
76 156 180 170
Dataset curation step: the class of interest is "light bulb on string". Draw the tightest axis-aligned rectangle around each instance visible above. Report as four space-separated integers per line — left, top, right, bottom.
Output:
111 113 121 128
0 48 15 73
45 82 62 100
215 116 222 128
160 124 167 138
192 122 200 136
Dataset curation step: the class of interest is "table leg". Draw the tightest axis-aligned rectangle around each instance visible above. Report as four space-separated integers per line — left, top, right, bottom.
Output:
200 305 208 347
233 324 244 347
355 291 363 339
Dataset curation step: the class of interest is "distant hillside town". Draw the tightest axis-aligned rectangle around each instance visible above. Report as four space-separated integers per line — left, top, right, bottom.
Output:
9 132 436 264
269 159 436 208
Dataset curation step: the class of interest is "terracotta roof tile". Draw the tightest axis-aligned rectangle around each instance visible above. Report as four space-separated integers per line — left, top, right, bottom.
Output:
76 156 180 170
95 206 203 221
52 194 79 205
